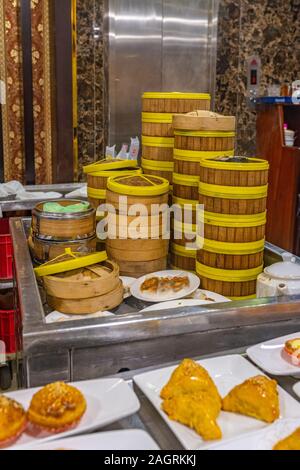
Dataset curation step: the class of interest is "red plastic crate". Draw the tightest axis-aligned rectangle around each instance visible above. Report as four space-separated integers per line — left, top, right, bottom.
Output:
0 218 13 280
0 308 16 355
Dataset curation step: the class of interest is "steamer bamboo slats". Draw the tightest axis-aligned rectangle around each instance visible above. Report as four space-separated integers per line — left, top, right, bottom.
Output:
106 174 170 277
197 156 270 299
84 158 141 210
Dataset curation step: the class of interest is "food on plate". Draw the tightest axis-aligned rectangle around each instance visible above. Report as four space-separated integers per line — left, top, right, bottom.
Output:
0 395 27 448
273 428 300 451
141 276 190 294
222 375 280 423
160 359 222 441
27 382 86 433
284 338 300 366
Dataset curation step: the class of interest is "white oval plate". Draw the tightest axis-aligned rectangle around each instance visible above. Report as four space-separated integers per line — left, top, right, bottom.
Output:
190 289 231 304
120 276 136 299
294 382 300 399
131 270 200 303
140 298 213 313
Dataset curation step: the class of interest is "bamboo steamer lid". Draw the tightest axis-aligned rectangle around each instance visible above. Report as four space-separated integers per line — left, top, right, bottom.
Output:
83 158 138 175
173 110 236 132
107 174 169 197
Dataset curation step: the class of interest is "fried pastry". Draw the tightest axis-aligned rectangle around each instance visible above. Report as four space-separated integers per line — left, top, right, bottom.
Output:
0 395 26 448
284 338 300 366
161 359 222 441
222 375 280 423
273 428 300 450
27 382 86 433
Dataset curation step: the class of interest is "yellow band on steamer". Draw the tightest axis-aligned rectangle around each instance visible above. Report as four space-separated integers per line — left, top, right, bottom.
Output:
173 173 199 187
174 130 235 138
87 168 142 178
87 187 106 199
202 211 267 228
200 157 269 171
143 92 211 100
174 149 234 162
230 295 257 301
196 262 263 282
171 243 197 258
199 182 268 199
83 159 138 174
172 196 199 209
197 237 265 255
142 112 174 123
142 136 174 148
141 158 174 172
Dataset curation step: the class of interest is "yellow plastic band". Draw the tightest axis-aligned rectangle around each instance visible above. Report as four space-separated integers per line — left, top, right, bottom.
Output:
172 196 199 209
173 173 199 187
171 243 196 258
107 174 169 196
200 157 269 171
83 159 138 174
87 187 106 199
203 211 267 228
142 92 211 100
197 237 265 255
174 149 234 162
34 249 108 278
142 136 174 148
196 262 263 282
174 130 235 138
87 168 142 178
142 112 174 123
199 182 268 199
141 158 174 171
230 295 256 301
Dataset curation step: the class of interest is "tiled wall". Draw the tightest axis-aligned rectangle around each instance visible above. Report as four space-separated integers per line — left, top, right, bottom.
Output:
215 0 300 156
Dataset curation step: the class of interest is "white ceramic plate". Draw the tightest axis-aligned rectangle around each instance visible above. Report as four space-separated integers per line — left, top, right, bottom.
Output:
120 276 136 299
209 418 300 450
133 355 300 450
131 270 200 303
22 430 159 451
294 382 300 399
247 332 300 376
5 378 140 450
190 289 231 304
140 299 213 313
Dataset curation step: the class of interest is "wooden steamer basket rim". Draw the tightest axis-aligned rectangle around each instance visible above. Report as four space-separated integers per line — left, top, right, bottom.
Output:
200 156 269 171
141 158 174 171
203 211 267 227
174 130 236 138
198 237 265 255
87 168 142 178
32 199 95 221
107 174 170 197
174 149 235 162
199 182 268 200
173 111 236 132
142 136 174 148
142 92 211 100
173 173 199 187
43 260 120 300
196 262 263 282
83 158 138 174
142 112 174 123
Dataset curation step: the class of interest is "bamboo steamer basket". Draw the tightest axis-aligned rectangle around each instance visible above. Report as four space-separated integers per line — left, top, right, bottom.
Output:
173 173 199 200
116 258 167 278
31 200 96 241
106 212 169 239
29 234 97 264
142 136 174 162
105 174 170 276
142 112 174 138
141 158 174 186
197 156 269 299
173 111 236 178
47 281 124 315
142 92 211 114
84 158 141 210
43 260 120 299
170 243 196 273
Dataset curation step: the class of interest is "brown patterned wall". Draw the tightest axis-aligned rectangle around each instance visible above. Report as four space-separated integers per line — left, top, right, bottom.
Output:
216 0 300 156
0 0 25 183
31 0 54 184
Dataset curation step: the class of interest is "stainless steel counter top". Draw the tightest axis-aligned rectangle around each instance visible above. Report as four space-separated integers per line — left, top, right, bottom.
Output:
10 217 300 388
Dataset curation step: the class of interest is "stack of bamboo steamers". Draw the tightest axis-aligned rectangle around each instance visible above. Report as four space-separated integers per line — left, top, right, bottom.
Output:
141 93 211 193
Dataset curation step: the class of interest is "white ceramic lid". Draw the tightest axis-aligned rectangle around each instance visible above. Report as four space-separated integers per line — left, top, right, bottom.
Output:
264 253 300 280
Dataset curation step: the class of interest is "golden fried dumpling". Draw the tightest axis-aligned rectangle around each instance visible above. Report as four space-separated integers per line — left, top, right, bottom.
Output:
162 393 222 441
0 395 26 447
273 428 300 451
28 382 86 432
161 358 221 406
160 359 222 441
222 375 280 423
